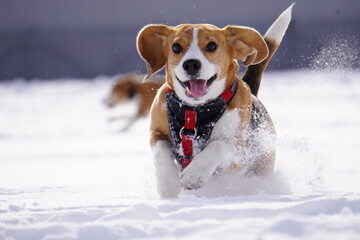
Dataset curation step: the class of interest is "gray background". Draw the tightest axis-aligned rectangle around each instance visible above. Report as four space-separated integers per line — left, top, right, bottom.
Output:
0 0 359 80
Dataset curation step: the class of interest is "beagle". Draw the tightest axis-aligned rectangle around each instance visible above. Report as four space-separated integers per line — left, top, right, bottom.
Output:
104 73 164 131
137 4 294 197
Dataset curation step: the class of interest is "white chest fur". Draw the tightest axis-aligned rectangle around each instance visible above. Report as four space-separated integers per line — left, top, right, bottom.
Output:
210 109 240 141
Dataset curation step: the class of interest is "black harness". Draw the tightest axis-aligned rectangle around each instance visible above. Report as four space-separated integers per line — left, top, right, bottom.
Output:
165 80 238 169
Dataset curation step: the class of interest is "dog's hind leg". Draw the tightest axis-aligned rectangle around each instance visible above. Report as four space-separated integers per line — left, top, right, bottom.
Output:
246 96 276 176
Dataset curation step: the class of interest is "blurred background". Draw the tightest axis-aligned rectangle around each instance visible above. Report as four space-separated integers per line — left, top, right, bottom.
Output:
1 3 360 237
0 0 359 81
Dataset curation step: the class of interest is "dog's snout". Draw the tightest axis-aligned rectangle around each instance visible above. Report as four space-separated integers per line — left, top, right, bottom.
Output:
183 59 201 76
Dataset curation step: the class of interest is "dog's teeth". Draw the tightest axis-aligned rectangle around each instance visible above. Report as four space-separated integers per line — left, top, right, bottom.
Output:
186 87 191 94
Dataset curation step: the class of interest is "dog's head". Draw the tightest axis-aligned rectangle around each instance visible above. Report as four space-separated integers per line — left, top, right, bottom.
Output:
137 24 268 105
104 74 138 108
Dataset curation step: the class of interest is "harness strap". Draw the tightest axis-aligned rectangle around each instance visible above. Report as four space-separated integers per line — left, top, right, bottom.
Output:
220 80 238 103
180 110 197 168
167 79 238 169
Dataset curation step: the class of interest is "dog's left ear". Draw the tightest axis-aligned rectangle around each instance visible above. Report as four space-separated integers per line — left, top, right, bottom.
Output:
223 26 269 66
137 24 173 81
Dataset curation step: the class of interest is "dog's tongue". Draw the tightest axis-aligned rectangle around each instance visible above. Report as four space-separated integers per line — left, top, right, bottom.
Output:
188 79 207 98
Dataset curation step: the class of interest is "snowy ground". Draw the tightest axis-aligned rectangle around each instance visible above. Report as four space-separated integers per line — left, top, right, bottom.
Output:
0 70 360 240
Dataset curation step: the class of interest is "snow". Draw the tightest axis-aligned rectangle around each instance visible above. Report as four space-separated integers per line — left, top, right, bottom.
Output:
1 70 360 240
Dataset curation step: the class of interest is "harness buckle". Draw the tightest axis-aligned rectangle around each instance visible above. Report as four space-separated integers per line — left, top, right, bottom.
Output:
179 127 197 139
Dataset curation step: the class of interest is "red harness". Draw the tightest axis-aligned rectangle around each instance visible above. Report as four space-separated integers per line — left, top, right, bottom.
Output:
166 80 238 169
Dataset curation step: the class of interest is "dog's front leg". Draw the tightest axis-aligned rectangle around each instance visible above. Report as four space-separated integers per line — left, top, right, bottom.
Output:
180 140 238 190
152 140 181 198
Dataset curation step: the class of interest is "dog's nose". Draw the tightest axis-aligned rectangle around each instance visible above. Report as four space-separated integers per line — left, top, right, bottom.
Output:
183 59 201 76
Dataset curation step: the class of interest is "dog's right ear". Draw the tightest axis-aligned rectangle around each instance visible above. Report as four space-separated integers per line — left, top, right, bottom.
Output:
223 26 269 66
137 25 173 81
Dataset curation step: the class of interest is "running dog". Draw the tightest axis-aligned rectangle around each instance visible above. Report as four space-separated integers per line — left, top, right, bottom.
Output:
104 73 164 131
137 4 294 197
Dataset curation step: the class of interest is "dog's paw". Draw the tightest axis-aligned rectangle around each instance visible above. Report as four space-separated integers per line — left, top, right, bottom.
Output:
155 165 181 198
157 177 181 198
180 158 218 190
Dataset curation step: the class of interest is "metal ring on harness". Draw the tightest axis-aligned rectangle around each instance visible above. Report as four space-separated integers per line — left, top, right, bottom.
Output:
179 127 197 139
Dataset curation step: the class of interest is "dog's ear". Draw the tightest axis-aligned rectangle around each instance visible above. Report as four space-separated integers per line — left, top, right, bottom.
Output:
137 25 173 81
223 26 269 66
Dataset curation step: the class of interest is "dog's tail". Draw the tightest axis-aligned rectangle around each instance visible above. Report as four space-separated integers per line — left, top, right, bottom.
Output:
243 3 294 96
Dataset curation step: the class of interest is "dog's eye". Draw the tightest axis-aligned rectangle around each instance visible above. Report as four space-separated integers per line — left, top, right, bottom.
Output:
172 43 183 54
205 42 217 52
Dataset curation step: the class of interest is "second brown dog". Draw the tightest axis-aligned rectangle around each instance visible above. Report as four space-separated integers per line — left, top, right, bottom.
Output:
104 73 164 131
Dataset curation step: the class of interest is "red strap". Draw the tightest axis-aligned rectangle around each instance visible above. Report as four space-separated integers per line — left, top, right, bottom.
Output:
181 135 194 169
181 159 192 169
220 80 238 103
166 87 172 94
184 110 197 130
181 110 197 169
182 135 193 156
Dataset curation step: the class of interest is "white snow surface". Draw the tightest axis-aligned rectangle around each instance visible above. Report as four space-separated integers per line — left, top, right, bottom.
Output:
1 70 360 240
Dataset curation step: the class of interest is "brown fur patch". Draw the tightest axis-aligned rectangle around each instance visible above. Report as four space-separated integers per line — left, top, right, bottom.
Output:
137 81 164 116
149 84 171 146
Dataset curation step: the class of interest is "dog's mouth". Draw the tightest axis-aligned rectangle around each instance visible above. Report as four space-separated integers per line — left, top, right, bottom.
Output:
177 74 217 98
